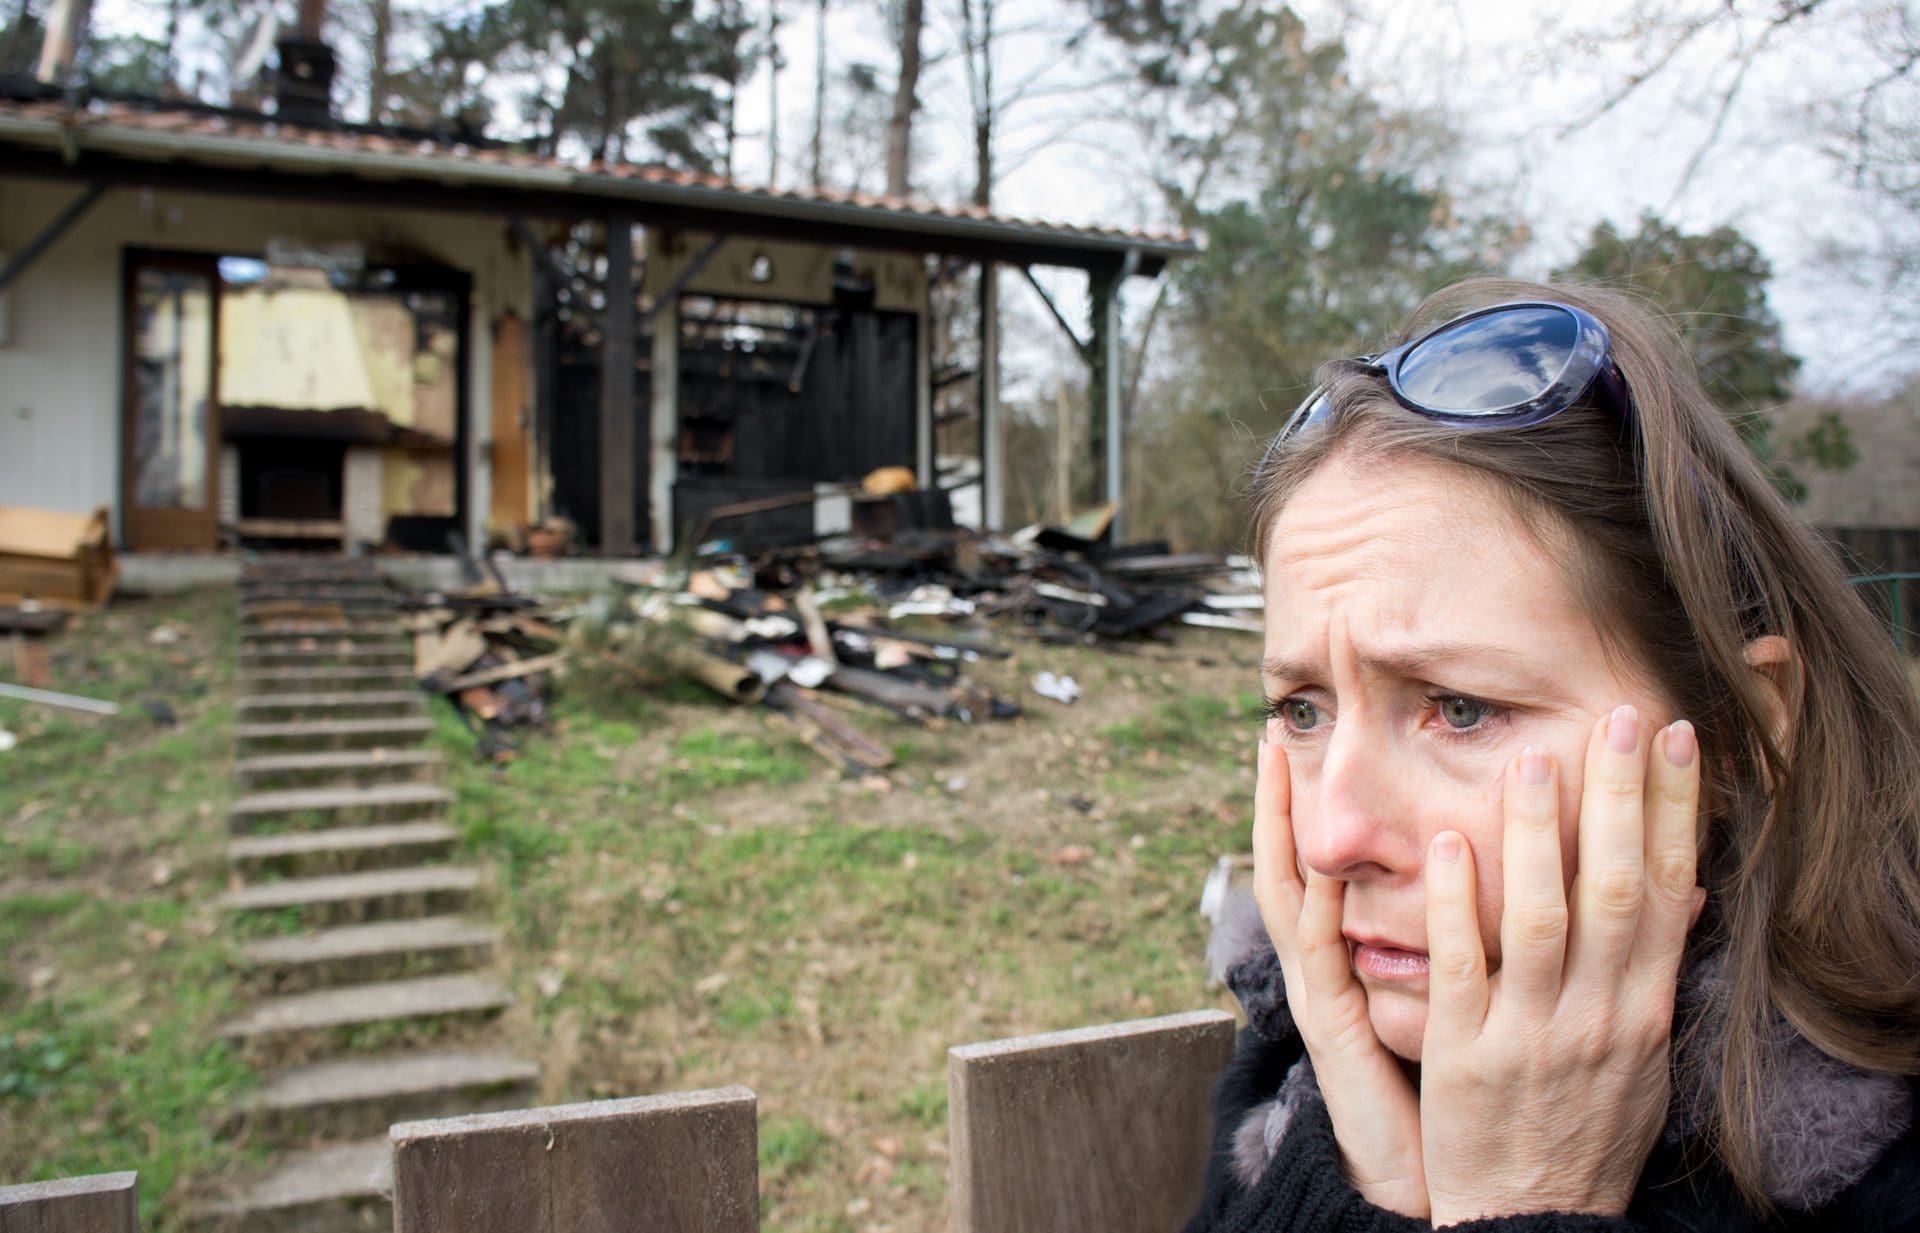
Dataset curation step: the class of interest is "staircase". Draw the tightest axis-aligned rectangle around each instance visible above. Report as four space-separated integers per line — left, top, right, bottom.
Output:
199 558 538 1232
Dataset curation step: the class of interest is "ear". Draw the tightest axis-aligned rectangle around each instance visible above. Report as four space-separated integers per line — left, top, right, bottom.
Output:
1742 635 1797 759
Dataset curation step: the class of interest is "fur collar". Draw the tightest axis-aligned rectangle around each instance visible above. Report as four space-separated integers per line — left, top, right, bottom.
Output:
1208 888 1913 1210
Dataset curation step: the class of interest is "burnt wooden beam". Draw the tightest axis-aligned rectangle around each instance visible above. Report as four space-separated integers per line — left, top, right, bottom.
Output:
599 210 636 556
0 181 105 293
637 232 724 331
1018 265 1092 362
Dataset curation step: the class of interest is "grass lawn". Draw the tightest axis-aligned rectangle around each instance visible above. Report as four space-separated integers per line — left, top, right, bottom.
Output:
450 626 1263 1232
0 587 256 1226
1 584 1263 1232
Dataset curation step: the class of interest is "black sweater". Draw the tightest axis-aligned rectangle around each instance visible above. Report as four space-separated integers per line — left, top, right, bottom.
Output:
1183 1024 1920 1233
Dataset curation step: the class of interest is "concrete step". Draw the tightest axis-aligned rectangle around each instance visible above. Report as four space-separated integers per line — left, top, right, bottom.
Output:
237 692 426 720
218 972 512 1043
233 1049 538 1143
240 666 417 694
228 822 459 875
240 915 496 989
240 586 398 602
229 782 452 829
234 748 444 790
236 716 435 751
238 645 413 668
241 625 405 644
193 1137 390 1233
221 865 481 923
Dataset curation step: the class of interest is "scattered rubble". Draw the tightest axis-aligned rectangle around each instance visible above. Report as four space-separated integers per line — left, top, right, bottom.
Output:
402 508 1262 774
402 578 563 764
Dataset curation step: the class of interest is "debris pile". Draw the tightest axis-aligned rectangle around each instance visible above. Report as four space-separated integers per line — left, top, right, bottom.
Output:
578 561 1023 778
404 584 564 763
413 502 1261 771
790 502 1261 643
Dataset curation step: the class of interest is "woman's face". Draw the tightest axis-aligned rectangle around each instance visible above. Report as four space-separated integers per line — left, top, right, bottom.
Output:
1260 449 1673 1062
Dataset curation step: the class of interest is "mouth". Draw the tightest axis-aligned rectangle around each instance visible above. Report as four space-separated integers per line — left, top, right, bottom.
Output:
1344 931 1430 982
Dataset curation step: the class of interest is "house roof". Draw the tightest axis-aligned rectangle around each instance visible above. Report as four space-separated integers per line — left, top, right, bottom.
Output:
0 98 1196 275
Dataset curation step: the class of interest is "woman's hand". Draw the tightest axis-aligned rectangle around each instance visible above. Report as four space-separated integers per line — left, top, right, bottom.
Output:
1418 706 1701 1226
1252 740 1430 1218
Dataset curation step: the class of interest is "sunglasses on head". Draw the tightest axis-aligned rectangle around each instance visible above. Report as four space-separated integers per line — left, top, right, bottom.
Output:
1259 300 1635 473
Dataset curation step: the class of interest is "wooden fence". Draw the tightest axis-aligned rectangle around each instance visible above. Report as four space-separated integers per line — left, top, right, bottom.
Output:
0 1010 1237 1232
1824 525 1920 654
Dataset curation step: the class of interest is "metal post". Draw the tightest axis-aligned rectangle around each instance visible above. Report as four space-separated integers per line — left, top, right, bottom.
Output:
650 295 681 554
1104 251 1137 543
599 210 636 556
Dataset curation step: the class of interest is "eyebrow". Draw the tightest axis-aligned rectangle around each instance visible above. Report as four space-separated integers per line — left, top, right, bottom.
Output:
1261 640 1537 686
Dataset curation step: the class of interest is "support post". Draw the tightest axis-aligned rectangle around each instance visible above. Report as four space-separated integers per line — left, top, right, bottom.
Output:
915 273 934 490
599 210 636 556
1087 251 1136 542
979 261 1003 531
649 294 680 555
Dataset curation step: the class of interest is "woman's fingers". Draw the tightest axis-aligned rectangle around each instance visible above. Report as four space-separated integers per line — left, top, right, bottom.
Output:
1567 705 1648 986
1497 744 1567 1010
1424 831 1489 1046
1252 739 1306 965
1632 721 1700 980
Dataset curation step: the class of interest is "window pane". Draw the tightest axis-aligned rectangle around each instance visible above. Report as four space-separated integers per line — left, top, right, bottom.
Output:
132 268 213 510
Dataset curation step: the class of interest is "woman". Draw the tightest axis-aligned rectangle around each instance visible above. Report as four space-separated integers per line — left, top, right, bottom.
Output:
1189 278 1920 1230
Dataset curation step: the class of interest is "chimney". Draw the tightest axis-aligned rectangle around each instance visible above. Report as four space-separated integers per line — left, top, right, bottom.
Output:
273 37 335 125
273 0 332 125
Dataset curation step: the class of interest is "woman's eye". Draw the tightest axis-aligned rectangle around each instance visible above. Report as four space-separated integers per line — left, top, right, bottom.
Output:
1436 695 1493 730
1282 698 1323 730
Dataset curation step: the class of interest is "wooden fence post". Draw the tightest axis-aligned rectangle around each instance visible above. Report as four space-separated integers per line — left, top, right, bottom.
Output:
0 1172 139 1233
389 1087 759 1233
948 1010 1236 1233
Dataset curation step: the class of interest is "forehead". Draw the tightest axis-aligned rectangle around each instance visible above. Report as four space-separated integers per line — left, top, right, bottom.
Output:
1261 451 1603 674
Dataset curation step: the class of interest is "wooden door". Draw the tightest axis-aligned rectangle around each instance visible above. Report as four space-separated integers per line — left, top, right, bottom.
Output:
122 254 222 550
489 310 533 531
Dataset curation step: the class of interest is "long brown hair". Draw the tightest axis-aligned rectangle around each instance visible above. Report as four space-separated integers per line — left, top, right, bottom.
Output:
1250 276 1920 1211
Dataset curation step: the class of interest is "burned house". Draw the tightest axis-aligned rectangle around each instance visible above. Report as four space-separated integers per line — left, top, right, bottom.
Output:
0 79 1193 558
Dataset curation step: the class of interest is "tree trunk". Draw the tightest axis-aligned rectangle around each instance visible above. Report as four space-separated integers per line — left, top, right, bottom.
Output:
884 0 922 198
809 0 827 189
766 0 781 184
369 0 391 121
160 0 180 93
33 0 91 84
296 0 326 40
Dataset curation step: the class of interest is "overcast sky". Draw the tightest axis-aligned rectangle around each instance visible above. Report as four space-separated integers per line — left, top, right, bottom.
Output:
91 0 1916 396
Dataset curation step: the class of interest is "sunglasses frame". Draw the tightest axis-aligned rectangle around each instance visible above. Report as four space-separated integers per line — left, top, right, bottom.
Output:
1262 300 1635 473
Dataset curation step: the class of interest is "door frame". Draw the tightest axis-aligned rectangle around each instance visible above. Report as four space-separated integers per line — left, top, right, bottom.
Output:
120 248 224 551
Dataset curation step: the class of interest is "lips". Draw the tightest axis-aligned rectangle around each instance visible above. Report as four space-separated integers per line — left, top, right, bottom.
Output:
1345 932 1430 981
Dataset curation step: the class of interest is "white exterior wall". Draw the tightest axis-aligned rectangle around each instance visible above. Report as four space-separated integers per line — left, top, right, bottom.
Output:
0 176 531 546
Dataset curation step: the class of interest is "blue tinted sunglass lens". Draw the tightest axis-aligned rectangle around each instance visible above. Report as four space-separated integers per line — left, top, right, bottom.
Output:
1395 306 1581 416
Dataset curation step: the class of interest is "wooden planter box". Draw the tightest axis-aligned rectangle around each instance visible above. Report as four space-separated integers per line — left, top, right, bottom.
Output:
0 505 118 610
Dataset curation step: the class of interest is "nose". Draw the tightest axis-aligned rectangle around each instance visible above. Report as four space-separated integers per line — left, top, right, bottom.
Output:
1294 719 1405 881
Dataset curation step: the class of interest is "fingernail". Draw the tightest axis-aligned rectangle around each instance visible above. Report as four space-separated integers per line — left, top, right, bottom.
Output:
1432 832 1462 863
1519 743 1550 786
1608 704 1639 754
1664 720 1696 768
